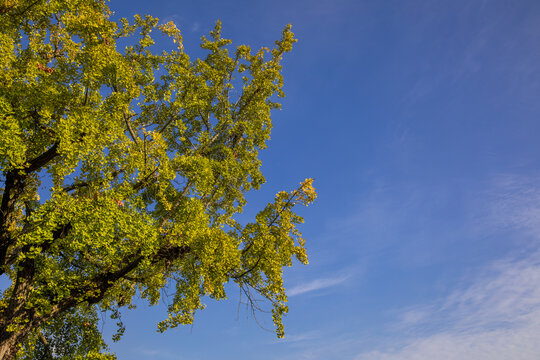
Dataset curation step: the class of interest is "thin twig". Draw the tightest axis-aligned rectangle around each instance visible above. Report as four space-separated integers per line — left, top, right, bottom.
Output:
123 113 140 145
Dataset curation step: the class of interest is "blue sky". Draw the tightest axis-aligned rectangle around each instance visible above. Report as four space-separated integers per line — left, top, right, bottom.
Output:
101 0 540 358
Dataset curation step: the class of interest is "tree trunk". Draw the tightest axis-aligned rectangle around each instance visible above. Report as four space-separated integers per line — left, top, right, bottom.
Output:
0 326 30 360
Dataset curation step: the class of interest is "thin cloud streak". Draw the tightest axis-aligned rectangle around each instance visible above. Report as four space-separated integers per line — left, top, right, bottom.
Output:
287 274 350 297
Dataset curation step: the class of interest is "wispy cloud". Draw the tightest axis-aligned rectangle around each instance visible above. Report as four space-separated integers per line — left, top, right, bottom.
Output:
287 274 351 297
278 174 540 360
349 175 540 359
354 250 540 360
480 174 540 241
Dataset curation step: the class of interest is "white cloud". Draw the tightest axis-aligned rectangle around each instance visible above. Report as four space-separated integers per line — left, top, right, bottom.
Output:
354 251 540 360
352 174 540 360
287 274 350 297
356 323 540 360
276 174 540 360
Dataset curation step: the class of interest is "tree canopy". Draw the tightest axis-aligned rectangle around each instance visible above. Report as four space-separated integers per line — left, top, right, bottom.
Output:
0 0 316 358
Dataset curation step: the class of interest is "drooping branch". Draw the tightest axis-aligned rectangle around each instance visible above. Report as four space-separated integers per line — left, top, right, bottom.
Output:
0 240 191 353
58 243 190 310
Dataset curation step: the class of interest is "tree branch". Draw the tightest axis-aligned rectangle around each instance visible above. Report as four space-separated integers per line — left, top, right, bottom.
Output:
241 189 299 256
231 255 262 280
25 141 60 175
123 113 140 145
1 142 60 268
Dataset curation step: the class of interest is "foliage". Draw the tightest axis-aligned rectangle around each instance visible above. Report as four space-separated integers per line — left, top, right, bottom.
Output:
0 0 315 358
15 307 115 360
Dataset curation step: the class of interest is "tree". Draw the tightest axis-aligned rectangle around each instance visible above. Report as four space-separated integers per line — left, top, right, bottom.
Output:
0 0 316 358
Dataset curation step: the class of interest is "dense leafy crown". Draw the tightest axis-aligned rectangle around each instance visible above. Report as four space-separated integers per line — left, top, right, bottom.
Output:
0 0 315 357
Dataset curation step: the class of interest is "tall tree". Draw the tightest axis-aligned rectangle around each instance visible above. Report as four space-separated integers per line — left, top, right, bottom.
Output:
0 0 316 358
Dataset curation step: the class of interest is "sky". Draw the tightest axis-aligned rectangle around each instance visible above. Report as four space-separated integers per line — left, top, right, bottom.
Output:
93 0 540 358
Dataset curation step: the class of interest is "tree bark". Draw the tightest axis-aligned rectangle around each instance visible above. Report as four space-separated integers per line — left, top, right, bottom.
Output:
0 324 32 360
